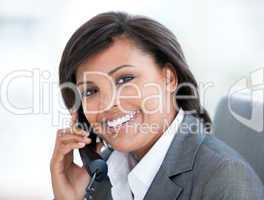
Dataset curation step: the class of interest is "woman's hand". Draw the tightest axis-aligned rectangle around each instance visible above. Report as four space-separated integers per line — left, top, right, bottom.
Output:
50 112 92 200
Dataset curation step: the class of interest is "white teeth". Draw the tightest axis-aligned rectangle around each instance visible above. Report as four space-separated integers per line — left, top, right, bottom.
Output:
106 111 136 128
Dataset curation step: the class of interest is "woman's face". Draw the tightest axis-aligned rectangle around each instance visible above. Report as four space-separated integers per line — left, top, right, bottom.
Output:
76 37 177 158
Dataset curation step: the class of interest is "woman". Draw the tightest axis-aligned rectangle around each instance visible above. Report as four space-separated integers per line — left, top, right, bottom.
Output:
50 12 264 200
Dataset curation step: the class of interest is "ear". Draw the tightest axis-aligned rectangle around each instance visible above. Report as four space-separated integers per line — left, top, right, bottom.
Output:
162 63 178 93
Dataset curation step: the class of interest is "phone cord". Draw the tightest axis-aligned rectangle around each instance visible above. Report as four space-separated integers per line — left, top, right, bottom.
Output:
84 171 97 200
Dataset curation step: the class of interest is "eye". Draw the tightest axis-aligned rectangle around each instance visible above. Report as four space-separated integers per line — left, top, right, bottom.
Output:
80 87 98 98
116 75 135 85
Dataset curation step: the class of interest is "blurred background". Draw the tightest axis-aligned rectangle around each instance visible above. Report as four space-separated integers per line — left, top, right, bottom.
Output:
0 0 263 199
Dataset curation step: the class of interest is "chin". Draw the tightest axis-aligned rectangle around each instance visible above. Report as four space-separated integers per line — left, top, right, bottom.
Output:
109 138 139 153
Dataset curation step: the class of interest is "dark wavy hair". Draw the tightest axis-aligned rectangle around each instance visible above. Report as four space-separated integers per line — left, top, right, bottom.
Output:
59 11 212 130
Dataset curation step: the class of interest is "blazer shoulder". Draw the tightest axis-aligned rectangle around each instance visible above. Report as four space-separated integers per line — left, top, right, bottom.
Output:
201 158 264 199
199 134 246 162
193 134 264 199
194 134 255 176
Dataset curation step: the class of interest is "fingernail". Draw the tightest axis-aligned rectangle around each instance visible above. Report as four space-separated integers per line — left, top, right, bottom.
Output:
85 138 91 143
78 142 85 147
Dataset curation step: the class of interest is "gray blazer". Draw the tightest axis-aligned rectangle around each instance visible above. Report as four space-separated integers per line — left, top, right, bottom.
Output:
92 113 264 200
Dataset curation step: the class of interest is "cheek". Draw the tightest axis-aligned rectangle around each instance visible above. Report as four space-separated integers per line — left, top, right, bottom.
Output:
140 83 165 114
82 99 99 113
84 113 96 130
138 82 167 133
117 84 142 109
82 101 98 125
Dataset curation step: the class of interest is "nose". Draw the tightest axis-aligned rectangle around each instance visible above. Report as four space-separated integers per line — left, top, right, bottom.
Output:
98 91 119 122
99 89 119 112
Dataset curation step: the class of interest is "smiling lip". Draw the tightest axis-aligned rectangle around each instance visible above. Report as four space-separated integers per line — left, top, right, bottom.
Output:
104 111 138 130
105 110 135 121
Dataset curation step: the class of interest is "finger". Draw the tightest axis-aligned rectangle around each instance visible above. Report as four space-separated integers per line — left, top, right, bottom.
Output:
57 129 90 142
54 132 91 158
71 124 88 136
53 142 85 164
57 128 74 136
60 135 91 145
55 129 87 150
58 127 87 137
60 142 87 155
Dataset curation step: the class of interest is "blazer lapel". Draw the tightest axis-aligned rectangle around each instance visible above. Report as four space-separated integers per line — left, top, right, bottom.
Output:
143 114 206 200
143 165 183 200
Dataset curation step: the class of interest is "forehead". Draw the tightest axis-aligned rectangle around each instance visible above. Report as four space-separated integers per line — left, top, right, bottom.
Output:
75 37 156 78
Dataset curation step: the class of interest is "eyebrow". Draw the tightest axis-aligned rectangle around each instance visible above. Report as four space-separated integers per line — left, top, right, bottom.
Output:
76 64 135 86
